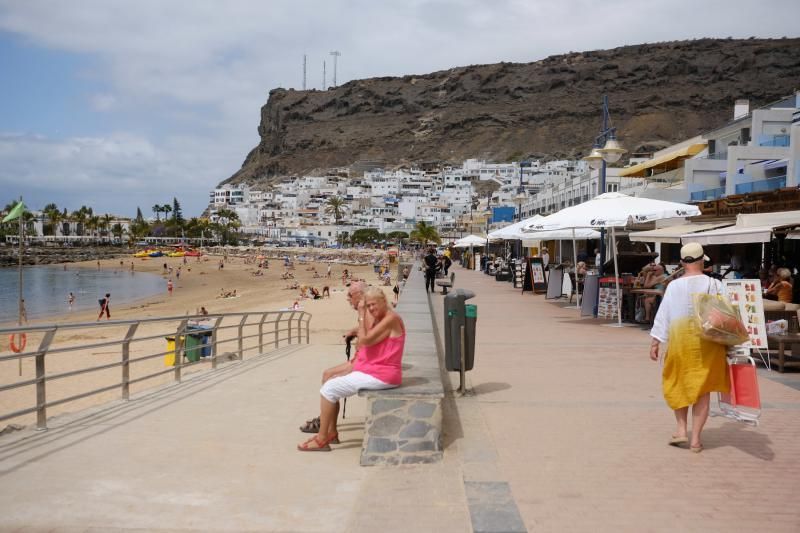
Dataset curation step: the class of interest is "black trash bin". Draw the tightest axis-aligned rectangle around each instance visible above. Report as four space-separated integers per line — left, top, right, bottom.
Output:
444 288 476 371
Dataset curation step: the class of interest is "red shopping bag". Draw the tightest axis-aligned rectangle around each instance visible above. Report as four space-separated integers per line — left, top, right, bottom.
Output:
716 353 761 426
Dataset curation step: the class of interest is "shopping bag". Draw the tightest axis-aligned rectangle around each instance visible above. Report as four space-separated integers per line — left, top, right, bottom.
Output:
692 292 749 346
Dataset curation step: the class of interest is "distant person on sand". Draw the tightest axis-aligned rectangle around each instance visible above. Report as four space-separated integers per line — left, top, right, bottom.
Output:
327 264 332 278
68 292 75 310
97 293 111 321
130 261 134 272
167 279 173 295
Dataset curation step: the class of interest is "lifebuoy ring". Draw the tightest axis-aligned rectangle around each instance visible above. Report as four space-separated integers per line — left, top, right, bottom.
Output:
9 333 27 353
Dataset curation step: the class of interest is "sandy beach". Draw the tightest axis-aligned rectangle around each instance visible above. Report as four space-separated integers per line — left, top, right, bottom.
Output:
0 248 411 429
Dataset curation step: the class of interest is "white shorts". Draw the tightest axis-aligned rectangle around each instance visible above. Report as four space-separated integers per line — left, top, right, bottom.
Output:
320 371 396 403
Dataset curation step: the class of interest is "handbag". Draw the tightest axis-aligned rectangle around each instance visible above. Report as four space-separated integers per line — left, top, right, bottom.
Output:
692 279 748 346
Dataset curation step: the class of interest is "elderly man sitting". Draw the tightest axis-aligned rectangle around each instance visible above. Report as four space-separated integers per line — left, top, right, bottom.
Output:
299 281 370 436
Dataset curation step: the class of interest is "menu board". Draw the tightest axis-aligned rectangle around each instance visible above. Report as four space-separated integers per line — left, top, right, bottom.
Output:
597 277 620 320
723 279 768 349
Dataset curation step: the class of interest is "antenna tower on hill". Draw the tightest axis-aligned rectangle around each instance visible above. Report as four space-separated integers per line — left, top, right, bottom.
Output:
330 51 341 87
323 60 326 89
302 54 307 90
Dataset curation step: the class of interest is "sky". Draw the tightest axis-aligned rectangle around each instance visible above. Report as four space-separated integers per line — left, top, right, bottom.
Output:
1 0 798 219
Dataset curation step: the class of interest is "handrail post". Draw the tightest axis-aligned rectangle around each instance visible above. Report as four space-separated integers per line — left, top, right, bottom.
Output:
121 323 140 401
288 312 296 344
258 313 268 354
210 316 224 369
35 328 57 431
237 314 248 359
174 320 188 383
274 312 283 348
305 314 311 344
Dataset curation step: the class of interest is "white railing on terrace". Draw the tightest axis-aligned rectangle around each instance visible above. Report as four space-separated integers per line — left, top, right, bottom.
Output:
0 310 311 430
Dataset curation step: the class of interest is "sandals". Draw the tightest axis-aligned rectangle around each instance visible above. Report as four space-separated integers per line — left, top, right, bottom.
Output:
299 416 320 433
668 435 689 447
690 444 704 454
297 435 333 452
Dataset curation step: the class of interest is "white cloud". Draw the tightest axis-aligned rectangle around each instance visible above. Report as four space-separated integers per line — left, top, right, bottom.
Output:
0 0 798 215
89 93 116 112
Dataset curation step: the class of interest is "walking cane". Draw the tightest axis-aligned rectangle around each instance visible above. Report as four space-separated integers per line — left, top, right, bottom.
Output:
342 335 355 419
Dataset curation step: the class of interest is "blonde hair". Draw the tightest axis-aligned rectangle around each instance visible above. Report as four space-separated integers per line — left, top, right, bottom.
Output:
364 286 387 302
777 267 792 281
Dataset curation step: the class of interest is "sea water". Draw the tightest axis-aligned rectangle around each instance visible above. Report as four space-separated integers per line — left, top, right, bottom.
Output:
0 265 165 323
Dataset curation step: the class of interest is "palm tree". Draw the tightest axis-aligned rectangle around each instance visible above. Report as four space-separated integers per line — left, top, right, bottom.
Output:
161 204 172 221
214 208 239 245
86 215 101 241
152 204 162 222
42 203 60 236
410 221 441 246
325 196 346 225
101 214 113 240
72 208 88 236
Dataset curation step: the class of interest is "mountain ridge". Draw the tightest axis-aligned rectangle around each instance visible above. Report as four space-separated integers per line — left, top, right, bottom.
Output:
222 37 800 187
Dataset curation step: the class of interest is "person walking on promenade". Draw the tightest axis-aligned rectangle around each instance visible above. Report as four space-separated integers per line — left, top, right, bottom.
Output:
649 243 730 453
423 247 438 293
97 293 111 321
298 287 405 451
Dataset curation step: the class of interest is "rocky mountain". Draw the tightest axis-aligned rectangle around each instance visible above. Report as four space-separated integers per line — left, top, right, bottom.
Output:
223 38 800 186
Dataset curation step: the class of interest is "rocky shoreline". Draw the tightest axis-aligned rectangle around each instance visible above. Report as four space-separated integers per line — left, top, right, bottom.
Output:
0 246 132 267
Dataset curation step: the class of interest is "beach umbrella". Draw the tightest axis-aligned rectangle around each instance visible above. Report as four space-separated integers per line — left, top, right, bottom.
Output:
522 193 700 325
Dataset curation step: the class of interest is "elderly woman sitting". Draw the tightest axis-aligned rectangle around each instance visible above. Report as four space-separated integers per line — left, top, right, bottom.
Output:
298 287 406 451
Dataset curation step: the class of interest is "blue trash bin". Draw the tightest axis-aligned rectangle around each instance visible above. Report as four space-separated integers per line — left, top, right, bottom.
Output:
188 324 213 357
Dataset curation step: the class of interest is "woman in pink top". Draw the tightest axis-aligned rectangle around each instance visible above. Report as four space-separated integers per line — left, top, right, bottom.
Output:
298 287 405 452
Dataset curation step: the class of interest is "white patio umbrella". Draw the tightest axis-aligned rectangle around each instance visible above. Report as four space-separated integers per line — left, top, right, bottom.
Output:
521 227 602 308
453 234 488 248
522 192 701 325
488 215 544 240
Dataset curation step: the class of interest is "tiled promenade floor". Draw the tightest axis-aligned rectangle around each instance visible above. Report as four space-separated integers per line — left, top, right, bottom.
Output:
1 265 798 532
441 267 800 532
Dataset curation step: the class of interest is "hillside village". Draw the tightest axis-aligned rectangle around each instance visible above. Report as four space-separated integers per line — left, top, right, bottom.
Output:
207 91 799 246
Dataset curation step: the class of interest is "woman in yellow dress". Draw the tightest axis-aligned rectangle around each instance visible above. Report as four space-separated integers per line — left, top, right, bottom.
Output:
649 243 730 453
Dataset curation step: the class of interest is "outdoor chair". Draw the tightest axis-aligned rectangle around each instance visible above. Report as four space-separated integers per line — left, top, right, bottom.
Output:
436 272 456 295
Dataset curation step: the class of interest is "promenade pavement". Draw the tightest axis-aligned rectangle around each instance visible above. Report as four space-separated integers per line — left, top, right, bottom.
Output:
437 266 800 532
1 264 799 532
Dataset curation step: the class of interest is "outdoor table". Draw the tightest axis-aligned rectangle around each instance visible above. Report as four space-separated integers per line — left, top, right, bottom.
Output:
767 332 800 373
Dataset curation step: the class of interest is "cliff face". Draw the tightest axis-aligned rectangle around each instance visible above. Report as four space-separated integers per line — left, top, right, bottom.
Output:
224 38 800 186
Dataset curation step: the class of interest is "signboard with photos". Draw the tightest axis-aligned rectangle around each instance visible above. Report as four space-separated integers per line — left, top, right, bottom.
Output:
723 279 768 349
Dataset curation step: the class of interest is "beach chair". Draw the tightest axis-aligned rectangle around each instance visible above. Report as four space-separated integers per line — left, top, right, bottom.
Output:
712 347 761 426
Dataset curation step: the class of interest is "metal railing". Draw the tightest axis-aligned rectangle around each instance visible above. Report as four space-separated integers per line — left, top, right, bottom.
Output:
0 310 311 430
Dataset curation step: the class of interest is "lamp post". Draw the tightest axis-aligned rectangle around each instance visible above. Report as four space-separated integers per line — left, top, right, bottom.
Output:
582 95 626 276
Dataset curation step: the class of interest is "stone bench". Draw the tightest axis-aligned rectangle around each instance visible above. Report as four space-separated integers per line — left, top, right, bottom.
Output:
358 263 444 466
436 272 455 294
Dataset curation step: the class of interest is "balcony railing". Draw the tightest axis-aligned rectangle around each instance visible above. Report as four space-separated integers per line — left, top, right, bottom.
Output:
0 310 311 430
758 135 790 148
734 175 787 195
690 187 726 202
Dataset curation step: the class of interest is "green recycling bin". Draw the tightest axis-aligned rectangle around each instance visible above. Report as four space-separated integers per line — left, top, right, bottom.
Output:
184 333 204 362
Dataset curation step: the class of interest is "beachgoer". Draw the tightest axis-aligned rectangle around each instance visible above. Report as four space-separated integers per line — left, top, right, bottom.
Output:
643 264 666 322
402 266 409 280
163 262 168 272
649 243 729 453
393 284 400 304
298 286 405 451
423 248 438 293
199 306 209 316
322 286 330 298
176 267 181 280
327 264 332 278
167 279 173 295
68 292 75 310
594 248 601 268
541 248 550 268
97 293 111 321
97 260 101 270
443 254 452 276
130 261 134 272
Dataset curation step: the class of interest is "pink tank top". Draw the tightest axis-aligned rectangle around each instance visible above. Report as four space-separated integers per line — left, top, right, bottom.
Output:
353 328 405 385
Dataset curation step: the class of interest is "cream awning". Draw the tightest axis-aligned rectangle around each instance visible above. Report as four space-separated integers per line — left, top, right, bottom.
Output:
619 143 707 177
629 222 733 244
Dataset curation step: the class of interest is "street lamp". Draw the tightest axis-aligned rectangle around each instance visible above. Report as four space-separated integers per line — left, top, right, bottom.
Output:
581 94 626 275
513 191 527 258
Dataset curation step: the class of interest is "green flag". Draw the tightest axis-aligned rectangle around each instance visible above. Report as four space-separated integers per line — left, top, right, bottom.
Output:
2 201 26 223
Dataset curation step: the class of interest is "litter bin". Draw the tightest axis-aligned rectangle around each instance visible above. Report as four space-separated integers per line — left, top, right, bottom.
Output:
164 332 206 366
444 288 476 371
187 324 213 358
